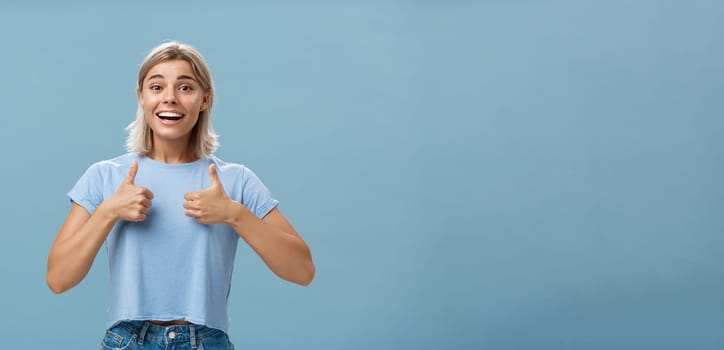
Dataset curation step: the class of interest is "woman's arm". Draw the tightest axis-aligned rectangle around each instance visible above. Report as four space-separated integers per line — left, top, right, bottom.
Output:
47 203 117 293
184 165 315 286
228 206 315 286
47 161 153 293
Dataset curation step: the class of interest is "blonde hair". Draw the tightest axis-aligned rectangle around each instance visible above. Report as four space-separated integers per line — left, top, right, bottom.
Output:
126 41 218 158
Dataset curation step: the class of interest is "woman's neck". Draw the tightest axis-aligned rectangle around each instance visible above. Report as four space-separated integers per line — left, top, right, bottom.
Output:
149 138 197 164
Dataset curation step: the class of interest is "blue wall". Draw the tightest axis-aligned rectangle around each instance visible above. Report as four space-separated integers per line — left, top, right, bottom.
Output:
1 1 722 349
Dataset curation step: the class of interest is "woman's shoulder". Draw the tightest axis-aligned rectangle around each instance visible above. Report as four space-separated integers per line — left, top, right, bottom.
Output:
208 154 250 173
84 153 137 173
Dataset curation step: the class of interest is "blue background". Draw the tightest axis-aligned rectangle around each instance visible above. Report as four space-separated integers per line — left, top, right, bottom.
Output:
1 1 722 349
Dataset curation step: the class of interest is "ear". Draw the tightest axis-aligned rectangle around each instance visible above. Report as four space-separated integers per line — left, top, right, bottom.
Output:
200 93 209 111
137 88 143 104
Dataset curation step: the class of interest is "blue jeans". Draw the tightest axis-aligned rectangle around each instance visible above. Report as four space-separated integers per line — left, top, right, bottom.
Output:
100 321 234 350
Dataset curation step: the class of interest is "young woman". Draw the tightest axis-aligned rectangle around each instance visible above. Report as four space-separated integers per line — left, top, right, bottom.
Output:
47 41 315 350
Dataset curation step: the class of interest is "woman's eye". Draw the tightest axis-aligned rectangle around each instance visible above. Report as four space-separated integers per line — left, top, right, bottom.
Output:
179 85 193 91
149 85 162 91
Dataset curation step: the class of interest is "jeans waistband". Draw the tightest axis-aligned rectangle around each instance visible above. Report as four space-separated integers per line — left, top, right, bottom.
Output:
114 321 222 348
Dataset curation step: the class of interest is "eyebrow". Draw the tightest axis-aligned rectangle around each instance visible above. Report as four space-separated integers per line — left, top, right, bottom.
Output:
146 74 197 82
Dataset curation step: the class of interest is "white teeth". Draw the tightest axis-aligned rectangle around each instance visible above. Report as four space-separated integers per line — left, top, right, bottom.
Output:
158 112 183 117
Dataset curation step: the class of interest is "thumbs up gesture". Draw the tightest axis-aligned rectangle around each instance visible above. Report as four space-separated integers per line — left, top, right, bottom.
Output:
184 164 233 225
107 160 154 222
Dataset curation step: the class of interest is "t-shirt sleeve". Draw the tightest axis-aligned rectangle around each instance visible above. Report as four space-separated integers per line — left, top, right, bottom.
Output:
241 166 279 219
67 163 105 215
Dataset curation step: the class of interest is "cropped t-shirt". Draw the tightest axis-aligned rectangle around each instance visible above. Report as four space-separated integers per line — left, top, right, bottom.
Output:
68 153 279 332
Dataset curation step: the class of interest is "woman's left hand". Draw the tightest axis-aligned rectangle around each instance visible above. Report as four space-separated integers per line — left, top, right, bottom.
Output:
183 165 236 225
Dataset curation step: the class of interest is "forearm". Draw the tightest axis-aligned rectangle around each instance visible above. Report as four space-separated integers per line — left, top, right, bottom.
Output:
226 202 314 286
47 203 118 293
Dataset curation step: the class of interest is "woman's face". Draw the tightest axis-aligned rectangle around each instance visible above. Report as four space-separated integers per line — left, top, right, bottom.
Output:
138 59 208 147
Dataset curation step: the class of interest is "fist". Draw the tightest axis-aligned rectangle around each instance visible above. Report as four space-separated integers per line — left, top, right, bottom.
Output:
183 164 233 225
109 160 154 222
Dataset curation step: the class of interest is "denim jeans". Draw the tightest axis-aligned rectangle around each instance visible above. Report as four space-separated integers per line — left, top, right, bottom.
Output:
100 321 234 350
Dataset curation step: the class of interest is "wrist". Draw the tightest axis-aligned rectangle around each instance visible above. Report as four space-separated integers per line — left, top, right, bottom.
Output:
96 201 120 222
224 200 251 226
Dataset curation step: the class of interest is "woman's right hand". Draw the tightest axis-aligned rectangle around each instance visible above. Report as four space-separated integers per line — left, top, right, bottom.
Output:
104 160 154 222
48 160 153 293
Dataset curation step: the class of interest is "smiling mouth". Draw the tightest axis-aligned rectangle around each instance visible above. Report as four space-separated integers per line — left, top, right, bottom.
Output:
157 112 184 121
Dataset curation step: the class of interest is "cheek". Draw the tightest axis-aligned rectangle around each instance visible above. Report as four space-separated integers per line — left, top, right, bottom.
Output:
142 104 154 120
141 103 158 124
140 96 158 114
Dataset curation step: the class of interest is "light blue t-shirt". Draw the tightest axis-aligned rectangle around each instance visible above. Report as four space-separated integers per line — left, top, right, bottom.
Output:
68 153 279 333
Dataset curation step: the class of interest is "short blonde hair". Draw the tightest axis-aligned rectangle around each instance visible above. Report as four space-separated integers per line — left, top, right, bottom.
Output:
126 41 218 158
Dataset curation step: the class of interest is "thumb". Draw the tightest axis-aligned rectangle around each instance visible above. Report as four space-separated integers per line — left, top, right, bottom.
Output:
208 164 222 188
125 160 138 184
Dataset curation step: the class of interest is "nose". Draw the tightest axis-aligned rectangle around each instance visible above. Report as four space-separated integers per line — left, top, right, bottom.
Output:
162 89 177 104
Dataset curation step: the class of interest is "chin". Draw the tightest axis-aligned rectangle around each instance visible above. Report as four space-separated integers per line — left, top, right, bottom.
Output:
150 128 193 141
